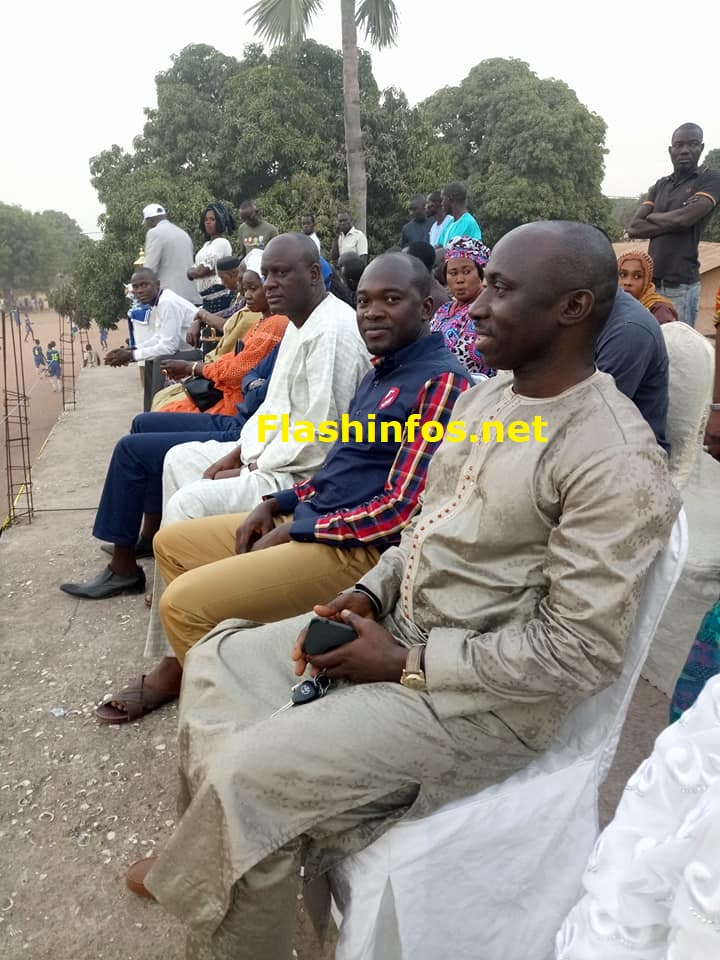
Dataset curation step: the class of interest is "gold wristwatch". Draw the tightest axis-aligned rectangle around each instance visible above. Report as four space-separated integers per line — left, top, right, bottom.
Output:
400 645 427 691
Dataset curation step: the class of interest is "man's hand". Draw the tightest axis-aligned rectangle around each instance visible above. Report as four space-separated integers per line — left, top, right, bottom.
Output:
313 589 377 623
291 609 406 682
705 410 720 461
235 500 279 553
105 348 134 367
291 590 377 675
203 446 242 480
186 318 203 347
250 522 292 553
163 359 196 381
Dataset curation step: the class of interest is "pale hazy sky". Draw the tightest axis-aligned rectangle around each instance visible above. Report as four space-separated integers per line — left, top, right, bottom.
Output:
3 0 719 235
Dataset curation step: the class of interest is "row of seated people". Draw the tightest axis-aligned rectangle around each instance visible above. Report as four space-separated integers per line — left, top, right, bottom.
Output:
59 225 683 956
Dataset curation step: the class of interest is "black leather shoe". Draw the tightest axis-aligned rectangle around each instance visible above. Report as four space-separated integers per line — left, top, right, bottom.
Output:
60 566 146 600
100 537 154 559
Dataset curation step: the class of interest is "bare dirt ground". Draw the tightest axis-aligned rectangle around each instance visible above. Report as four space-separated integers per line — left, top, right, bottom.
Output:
1 310 127 523
0 360 669 959
0 362 332 959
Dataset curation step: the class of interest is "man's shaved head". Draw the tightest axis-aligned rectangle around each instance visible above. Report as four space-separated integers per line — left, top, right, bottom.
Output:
261 233 324 325
263 232 320 268
470 220 621 388
672 122 703 141
494 220 618 328
356 253 434 355
669 124 705 174
364 252 431 300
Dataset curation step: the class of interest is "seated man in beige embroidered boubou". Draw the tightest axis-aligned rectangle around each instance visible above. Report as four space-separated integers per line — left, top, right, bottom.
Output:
126 222 681 960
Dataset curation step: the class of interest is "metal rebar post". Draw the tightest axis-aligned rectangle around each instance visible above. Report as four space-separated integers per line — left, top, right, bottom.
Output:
59 316 77 410
1 309 34 531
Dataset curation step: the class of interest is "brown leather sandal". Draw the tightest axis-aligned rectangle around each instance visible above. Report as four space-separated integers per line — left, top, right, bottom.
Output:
126 857 158 899
95 675 177 724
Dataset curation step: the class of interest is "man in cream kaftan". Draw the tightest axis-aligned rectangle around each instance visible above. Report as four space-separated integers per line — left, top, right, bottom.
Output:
144 371 680 953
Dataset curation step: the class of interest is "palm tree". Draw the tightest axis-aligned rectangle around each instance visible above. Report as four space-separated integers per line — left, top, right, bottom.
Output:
246 0 399 233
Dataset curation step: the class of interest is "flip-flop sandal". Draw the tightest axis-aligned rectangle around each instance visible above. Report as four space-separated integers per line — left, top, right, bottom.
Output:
126 857 158 899
95 675 177 724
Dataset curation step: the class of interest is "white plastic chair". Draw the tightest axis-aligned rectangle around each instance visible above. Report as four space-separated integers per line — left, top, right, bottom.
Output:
330 512 688 960
638 323 717 694
660 321 714 491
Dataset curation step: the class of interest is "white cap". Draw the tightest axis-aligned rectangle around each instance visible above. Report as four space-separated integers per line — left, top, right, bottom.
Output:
142 203 166 221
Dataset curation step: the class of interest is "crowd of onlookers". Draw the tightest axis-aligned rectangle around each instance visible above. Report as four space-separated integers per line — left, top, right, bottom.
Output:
50 124 720 958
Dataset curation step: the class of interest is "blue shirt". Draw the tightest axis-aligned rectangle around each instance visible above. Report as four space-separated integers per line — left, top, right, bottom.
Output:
437 212 482 246
596 289 669 452
232 344 281 426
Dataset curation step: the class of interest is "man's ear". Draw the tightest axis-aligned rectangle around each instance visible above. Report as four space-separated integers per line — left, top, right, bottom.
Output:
420 295 434 322
559 289 594 328
309 263 322 285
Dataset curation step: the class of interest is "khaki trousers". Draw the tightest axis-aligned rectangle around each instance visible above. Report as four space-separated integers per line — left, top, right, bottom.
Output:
154 513 382 663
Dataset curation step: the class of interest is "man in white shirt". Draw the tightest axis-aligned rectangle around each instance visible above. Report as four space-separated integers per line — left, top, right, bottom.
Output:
300 212 322 253
334 211 368 264
104 269 197 367
160 237 370 523
426 190 453 246
142 203 201 305
60 233 370 607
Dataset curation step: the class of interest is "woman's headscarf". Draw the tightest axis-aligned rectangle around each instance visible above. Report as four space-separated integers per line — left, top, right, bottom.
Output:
617 250 678 319
200 202 237 238
243 248 264 281
444 235 491 268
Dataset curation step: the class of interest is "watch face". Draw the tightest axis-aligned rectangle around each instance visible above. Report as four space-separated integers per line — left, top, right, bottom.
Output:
402 672 427 691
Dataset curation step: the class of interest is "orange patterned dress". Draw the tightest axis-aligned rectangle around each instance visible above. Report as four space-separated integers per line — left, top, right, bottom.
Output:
157 314 289 416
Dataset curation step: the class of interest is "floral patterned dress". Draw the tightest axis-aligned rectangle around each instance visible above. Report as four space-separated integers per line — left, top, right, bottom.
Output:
430 300 495 379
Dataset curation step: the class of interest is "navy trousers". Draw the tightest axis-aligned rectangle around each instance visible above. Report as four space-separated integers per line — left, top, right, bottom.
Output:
92 411 242 545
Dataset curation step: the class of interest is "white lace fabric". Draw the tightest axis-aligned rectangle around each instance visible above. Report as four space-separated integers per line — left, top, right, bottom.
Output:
557 675 720 959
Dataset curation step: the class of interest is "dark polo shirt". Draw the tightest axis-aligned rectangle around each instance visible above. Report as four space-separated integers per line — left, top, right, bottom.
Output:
646 166 720 285
400 218 432 247
596 289 669 453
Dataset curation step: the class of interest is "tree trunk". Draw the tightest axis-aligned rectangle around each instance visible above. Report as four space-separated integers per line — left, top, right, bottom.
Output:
340 0 367 234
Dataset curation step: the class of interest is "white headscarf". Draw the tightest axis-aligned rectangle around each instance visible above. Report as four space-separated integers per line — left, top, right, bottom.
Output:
243 248 264 282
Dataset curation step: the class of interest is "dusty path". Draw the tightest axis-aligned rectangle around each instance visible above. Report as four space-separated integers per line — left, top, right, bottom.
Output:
0 364 331 959
1 311 128 525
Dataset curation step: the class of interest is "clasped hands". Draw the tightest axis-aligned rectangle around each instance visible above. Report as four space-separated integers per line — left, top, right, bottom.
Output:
291 590 407 685
104 347 134 367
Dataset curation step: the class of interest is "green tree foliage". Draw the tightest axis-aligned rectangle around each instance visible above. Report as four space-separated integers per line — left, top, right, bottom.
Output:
78 40 434 325
420 58 612 244
246 0 400 231
608 196 644 239
0 203 83 303
76 45 615 323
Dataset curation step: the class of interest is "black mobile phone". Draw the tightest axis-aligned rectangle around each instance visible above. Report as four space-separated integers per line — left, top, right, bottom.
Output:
303 616 357 656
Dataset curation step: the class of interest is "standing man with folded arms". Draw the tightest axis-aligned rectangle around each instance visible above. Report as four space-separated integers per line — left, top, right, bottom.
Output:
628 123 720 326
